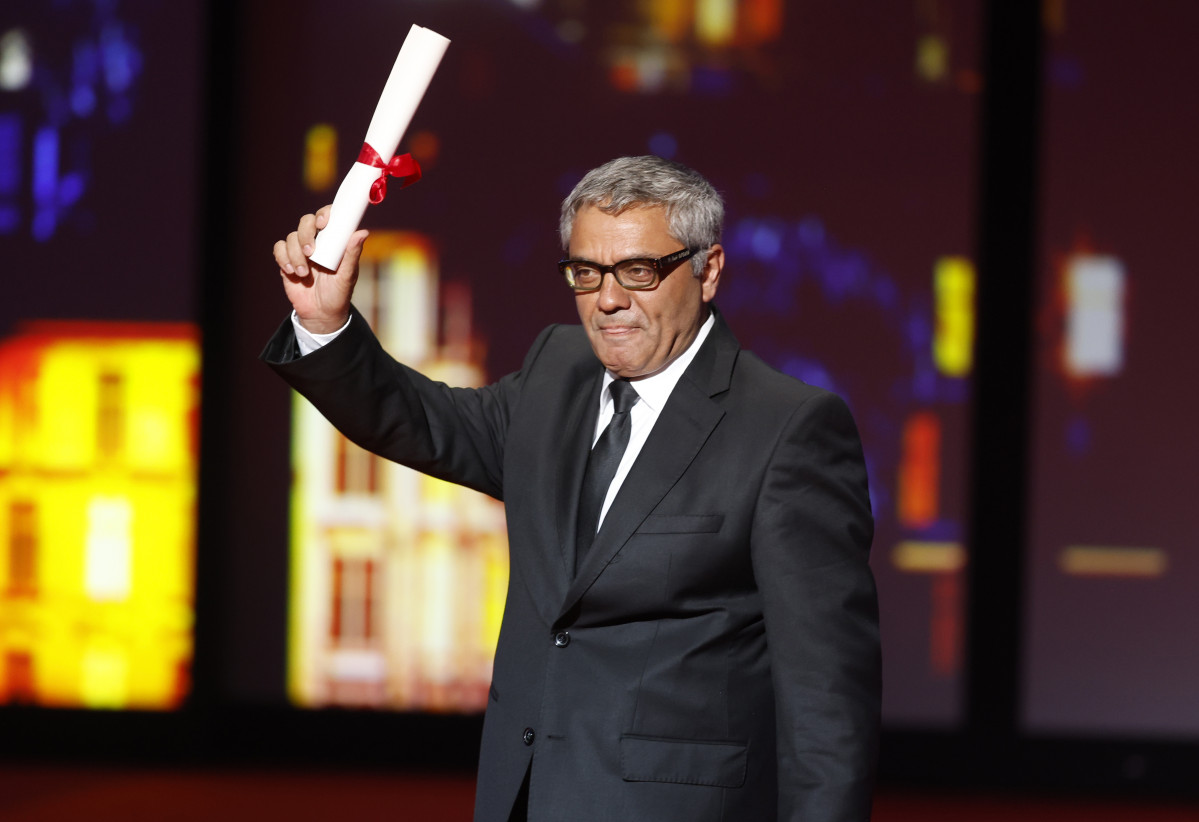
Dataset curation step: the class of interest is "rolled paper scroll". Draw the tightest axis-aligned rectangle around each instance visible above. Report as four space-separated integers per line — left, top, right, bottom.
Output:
310 24 450 271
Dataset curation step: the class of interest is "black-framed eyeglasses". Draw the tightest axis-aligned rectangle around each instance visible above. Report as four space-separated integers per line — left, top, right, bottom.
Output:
558 248 698 292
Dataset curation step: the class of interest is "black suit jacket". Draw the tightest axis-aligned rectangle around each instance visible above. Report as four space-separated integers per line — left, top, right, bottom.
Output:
264 306 881 822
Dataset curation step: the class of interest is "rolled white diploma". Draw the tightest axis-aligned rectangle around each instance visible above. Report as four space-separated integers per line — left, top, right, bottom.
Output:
310 24 450 271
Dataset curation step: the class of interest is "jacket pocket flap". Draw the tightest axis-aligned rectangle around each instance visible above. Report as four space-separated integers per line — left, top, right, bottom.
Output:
620 734 747 788
636 514 724 534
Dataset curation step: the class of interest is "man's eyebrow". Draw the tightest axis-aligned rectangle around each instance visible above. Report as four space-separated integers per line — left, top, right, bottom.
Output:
570 252 658 262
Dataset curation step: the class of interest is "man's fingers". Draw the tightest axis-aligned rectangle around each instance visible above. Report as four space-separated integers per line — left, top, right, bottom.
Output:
282 207 336 271
273 224 304 281
296 213 320 256
275 207 348 289
273 239 294 275
284 230 310 276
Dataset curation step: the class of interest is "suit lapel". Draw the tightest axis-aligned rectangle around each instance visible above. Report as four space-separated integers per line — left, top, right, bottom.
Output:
556 313 739 623
554 367 603 581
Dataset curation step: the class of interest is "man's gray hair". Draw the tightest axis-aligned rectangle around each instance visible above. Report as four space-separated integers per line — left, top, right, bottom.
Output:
559 156 724 277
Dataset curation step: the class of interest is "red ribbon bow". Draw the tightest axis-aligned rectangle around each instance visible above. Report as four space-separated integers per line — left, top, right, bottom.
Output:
358 142 422 204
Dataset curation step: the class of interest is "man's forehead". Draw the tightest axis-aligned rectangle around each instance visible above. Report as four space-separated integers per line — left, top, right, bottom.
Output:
571 203 672 239
568 204 681 256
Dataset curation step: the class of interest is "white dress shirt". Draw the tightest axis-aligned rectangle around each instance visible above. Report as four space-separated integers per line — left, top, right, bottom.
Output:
292 312 350 356
590 311 714 528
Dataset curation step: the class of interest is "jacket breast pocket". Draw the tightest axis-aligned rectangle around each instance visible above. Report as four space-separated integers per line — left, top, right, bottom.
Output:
619 734 747 788
635 514 724 535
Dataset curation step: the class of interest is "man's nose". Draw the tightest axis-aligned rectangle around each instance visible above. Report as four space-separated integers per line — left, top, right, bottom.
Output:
596 271 632 311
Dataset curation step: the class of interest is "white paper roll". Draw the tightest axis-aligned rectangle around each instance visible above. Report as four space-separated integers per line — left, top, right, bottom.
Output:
310 24 450 271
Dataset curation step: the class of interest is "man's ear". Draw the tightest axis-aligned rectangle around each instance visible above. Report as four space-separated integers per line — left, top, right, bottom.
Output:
700 244 724 303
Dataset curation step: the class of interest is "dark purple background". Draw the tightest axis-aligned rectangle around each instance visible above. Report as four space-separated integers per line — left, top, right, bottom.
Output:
1022 0 1199 736
1 1 201 336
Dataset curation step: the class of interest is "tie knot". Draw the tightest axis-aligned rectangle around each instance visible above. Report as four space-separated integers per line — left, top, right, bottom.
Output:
608 379 639 415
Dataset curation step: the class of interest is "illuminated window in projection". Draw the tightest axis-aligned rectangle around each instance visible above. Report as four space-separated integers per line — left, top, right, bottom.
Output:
304 124 339 192
1062 254 1125 378
934 256 975 379
0 324 199 709
289 232 508 710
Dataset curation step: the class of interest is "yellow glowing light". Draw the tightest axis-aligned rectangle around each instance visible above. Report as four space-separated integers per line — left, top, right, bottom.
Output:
916 34 949 83
696 0 737 46
892 541 966 573
0 324 198 710
81 644 128 709
1059 546 1167 578
304 124 338 192
934 256 975 377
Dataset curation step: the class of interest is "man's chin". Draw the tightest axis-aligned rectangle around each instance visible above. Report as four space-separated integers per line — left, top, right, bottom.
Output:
596 354 644 379
599 353 668 380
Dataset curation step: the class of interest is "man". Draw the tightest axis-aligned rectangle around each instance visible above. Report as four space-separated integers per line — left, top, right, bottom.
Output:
264 156 880 821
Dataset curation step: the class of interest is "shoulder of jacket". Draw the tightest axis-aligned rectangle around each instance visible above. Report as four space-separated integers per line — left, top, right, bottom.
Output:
730 349 851 416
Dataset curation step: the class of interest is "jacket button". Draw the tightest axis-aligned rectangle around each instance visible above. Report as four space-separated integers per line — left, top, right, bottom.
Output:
522 727 535 746
553 631 570 647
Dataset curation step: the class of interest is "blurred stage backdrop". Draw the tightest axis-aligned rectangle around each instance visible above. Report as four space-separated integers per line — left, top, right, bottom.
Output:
2 0 1197 765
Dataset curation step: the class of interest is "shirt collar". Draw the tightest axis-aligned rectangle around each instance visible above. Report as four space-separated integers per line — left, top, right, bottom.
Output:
600 310 715 415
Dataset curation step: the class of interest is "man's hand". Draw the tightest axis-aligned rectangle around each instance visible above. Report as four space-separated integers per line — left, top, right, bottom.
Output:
273 205 369 334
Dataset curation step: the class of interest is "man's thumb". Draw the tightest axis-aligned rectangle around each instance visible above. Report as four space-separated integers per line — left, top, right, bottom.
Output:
338 229 370 279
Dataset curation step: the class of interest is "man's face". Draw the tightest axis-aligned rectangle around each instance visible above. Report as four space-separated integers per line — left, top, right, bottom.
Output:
570 205 722 380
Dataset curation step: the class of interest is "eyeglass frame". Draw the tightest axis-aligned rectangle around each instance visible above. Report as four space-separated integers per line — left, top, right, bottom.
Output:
557 247 700 292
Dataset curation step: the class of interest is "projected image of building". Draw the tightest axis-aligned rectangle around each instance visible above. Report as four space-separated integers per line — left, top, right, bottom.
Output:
0 323 199 709
289 232 508 711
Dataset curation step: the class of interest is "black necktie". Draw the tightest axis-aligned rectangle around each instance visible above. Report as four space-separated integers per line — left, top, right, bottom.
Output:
575 379 639 568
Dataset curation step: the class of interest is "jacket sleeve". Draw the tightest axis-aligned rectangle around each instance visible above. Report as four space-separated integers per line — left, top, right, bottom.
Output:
261 306 556 502
749 390 881 822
